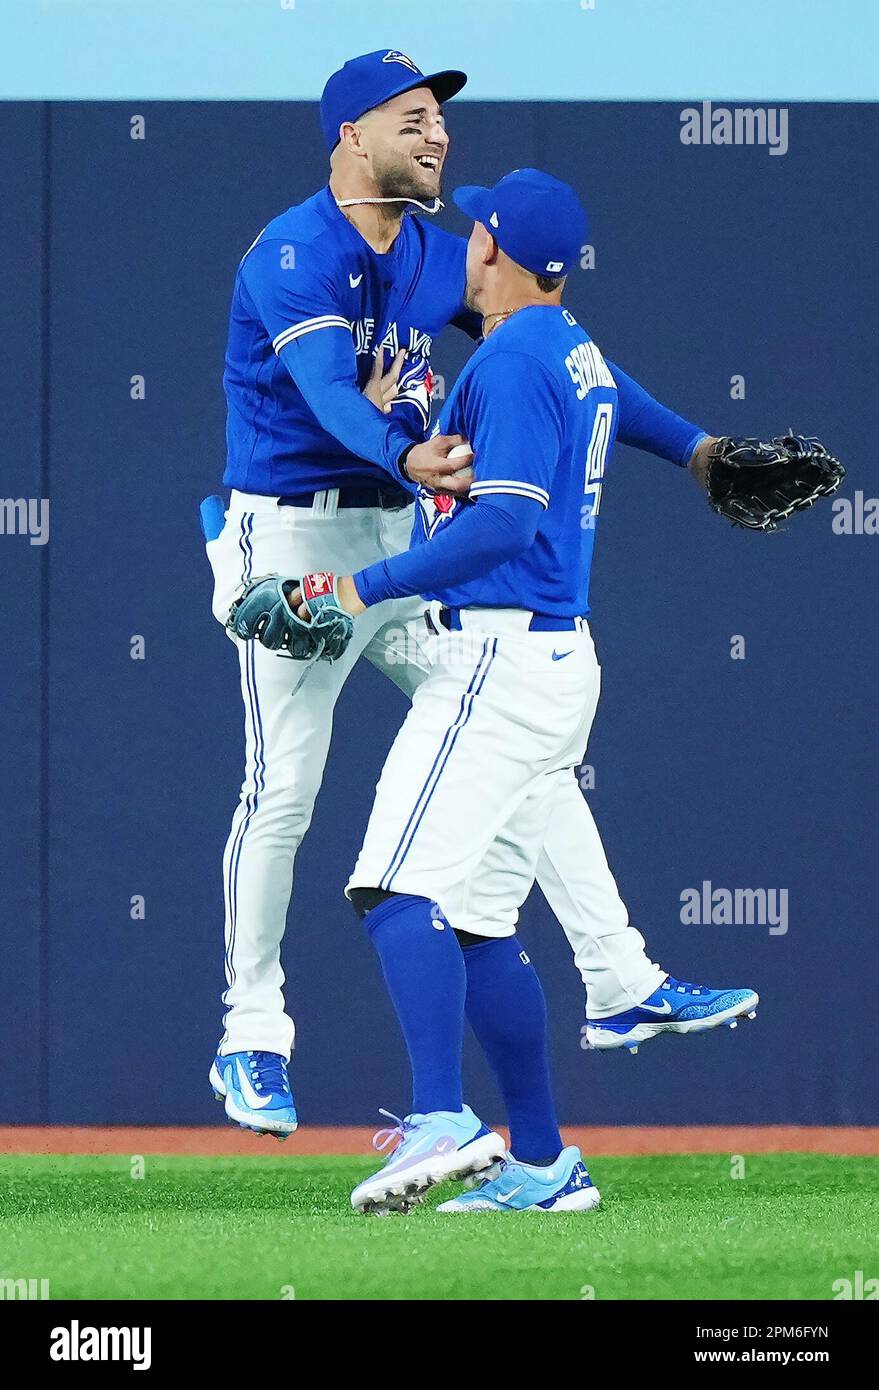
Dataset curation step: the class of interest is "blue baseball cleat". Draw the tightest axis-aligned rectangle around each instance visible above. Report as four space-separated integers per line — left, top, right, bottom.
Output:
351 1106 506 1216
209 1050 298 1138
582 975 759 1054
437 1145 601 1213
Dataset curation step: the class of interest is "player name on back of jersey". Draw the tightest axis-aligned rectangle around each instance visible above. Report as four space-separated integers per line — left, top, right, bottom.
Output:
564 330 616 399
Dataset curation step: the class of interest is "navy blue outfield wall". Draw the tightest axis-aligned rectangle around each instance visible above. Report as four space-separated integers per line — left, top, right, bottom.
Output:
0 101 876 1126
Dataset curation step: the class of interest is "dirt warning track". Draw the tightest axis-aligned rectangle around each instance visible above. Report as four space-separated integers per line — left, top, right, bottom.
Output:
1 1126 877 1156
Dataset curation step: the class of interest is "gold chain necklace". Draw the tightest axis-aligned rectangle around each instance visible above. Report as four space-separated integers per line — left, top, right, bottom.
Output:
481 308 521 337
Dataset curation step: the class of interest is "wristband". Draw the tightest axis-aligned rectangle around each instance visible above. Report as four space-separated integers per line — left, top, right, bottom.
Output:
398 443 416 482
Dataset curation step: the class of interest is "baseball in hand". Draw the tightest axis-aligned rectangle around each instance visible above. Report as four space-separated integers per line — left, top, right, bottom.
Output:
448 443 474 477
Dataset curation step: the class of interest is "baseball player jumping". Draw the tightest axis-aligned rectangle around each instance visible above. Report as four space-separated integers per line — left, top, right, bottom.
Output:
206 49 786 1139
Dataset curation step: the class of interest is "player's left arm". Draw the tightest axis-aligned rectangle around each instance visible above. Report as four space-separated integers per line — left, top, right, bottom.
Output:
605 358 717 479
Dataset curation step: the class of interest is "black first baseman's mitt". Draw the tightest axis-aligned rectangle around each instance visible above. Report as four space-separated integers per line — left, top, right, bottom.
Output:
705 434 845 531
226 571 354 662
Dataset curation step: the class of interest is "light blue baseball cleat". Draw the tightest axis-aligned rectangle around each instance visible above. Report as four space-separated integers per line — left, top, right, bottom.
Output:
209 1050 298 1138
351 1106 506 1216
583 974 759 1054
437 1146 601 1213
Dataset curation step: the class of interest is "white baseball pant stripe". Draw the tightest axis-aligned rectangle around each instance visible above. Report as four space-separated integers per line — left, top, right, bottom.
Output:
380 636 497 891
219 516 267 1046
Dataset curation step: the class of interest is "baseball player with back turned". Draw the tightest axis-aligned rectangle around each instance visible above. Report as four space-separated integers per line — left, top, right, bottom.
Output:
205 49 757 1139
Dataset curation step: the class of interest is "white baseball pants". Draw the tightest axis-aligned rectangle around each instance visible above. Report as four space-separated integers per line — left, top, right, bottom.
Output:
348 610 605 936
207 490 662 1058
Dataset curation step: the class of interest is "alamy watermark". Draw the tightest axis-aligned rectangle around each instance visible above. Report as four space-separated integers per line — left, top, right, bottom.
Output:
680 101 789 156
1 1276 50 1300
50 1321 151 1370
0 497 50 546
680 880 789 936
832 491 879 534
832 1270 878 1299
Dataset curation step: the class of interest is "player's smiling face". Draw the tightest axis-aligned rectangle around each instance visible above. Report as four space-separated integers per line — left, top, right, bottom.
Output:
362 87 449 202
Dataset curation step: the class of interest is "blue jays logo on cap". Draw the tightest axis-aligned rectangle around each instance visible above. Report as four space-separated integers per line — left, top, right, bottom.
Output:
382 51 421 74
320 49 468 151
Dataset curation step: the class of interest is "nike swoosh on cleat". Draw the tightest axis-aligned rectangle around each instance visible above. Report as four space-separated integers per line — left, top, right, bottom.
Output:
638 1000 674 1015
494 1184 525 1204
386 1134 457 1174
234 1059 275 1109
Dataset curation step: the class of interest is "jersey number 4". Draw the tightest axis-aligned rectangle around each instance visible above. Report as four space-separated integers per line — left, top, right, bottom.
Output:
583 403 613 529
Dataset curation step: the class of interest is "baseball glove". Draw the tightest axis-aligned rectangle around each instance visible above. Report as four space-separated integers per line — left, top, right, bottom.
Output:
226 572 354 662
705 434 844 531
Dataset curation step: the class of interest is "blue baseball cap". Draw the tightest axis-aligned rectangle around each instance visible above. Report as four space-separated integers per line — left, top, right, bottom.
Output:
320 49 467 152
453 169 587 277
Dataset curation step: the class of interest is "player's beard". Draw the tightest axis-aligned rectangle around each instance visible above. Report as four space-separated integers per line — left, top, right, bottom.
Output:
372 147 442 208
463 278 483 313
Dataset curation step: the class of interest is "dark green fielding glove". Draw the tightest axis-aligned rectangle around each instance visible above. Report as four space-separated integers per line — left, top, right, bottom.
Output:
226 572 354 663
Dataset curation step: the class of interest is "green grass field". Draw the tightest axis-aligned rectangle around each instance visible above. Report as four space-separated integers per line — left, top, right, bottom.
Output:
1 1153 876 1301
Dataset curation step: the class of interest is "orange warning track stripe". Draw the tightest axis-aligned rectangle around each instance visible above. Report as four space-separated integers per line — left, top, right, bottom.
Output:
1 1126 877 1156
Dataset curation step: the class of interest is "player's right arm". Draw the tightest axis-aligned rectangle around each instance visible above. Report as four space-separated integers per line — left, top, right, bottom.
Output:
239 239 469 494
350 352 559 606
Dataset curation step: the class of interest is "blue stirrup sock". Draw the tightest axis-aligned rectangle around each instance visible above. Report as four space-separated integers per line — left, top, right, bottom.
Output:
362 893 466 1116
463 935 564 1165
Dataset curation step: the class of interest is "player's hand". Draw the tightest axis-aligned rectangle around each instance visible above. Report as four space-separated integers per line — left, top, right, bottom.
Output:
286 575 366 619
404 434 474 495
363 347 406 414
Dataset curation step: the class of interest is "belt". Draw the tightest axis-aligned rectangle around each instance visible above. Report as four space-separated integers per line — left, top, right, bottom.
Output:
435 607 583 633
278 485 410 511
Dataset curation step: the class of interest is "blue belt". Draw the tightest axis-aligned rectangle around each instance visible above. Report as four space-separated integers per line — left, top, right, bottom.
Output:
437 607 582 632
278 485 410 511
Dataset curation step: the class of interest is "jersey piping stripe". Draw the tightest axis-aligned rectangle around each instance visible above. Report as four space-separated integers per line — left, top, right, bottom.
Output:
222 515 267 1029
380 638 498 891
469 480 550 507
239 224 268 267
272 316 351 353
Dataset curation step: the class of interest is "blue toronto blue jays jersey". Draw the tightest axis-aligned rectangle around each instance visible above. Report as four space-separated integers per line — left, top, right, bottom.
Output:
413 306 619 616
223 187 479 495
